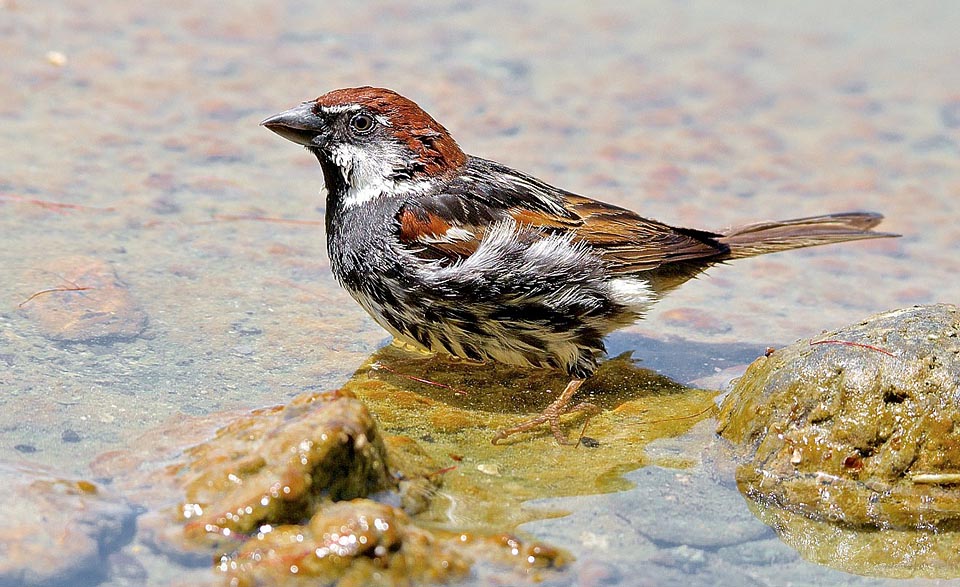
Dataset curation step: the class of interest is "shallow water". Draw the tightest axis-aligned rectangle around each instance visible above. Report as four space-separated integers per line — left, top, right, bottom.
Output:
1 1 958 585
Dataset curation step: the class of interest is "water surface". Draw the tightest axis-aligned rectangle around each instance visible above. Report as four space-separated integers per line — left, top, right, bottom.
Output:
2 1 958 585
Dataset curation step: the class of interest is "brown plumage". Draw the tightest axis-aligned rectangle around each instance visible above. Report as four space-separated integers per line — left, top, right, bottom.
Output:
262 86 898 445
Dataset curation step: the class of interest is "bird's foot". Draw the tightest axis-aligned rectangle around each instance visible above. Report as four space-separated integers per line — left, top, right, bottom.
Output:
491 379 598 446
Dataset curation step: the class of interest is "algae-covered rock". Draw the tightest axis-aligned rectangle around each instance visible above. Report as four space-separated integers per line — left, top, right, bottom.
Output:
88 341 722 585
743 499 960 579
219 499 567 587
348 345 719 527
219 499 471 587
93 387 571 585
718 304 960 529
152 389 396 555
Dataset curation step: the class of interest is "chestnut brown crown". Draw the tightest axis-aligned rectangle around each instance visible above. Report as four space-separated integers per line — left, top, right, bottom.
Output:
263 87 467 181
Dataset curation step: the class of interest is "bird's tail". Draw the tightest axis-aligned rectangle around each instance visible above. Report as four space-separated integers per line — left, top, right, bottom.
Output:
717 212 897 260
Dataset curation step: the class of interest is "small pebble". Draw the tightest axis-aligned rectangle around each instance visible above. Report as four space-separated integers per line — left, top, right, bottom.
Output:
580 436 601 448
45 50 67 67
942 101 960 129
477 463 501 476
62 429 82 443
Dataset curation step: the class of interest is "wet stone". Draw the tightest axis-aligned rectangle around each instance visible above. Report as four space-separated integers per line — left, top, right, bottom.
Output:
621 466 770 549
345 343 719 532
521 461 773 587
220 502 568 587
93 388 571 585
714 537 798 568
153 390 395 556
717 304 960 577
18 256 147 343
219 499 471 587
648 545 708 574
0 461 135 587
718 304 960 530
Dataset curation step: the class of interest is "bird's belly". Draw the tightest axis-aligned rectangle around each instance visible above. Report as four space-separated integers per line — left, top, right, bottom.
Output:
345 285 624 381
344 281 534 365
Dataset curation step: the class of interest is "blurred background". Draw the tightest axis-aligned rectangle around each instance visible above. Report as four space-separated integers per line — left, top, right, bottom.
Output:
1 1 958 585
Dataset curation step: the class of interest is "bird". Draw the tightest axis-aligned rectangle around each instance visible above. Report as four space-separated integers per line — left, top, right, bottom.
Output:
261 86 896 445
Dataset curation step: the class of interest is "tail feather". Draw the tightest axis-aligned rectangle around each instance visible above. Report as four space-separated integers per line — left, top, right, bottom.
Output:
718 212 897 260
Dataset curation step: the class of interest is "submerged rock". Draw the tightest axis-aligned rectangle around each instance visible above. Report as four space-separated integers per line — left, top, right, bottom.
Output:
0 461 135 587
717 304 960 577
19 256 147 343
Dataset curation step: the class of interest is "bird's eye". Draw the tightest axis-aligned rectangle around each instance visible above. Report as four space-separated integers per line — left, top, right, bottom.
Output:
349 113 376 134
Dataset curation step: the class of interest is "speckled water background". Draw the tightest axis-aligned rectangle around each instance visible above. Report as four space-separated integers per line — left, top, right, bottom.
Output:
1 1 958 585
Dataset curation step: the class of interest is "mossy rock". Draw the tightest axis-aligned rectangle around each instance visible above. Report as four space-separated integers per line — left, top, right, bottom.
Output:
718 304 960 530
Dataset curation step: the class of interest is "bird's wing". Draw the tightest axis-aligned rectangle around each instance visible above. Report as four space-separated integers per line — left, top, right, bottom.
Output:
396 158 726 272
555 194 727 272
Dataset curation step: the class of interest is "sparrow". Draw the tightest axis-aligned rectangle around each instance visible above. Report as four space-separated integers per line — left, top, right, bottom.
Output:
261 87 895 445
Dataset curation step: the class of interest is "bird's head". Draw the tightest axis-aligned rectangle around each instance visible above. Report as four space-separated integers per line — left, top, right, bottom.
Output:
262 87 466 208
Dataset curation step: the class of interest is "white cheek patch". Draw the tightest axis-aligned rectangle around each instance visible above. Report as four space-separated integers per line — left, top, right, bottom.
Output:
331 143 432 209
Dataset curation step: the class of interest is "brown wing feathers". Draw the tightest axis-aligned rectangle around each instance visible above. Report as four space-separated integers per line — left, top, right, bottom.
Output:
559 194 727 272
397 207 483 258
397 168 893 273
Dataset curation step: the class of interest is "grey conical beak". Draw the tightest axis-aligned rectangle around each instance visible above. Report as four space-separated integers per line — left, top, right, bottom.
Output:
261 102 325 146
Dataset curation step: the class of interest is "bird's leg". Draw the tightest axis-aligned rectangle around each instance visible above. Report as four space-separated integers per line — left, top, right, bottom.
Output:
491 379 599 446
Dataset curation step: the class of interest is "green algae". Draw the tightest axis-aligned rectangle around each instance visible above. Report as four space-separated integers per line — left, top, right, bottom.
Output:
343 344 718 533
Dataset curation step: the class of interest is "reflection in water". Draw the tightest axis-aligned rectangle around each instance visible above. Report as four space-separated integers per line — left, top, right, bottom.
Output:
746 501 960 579
342 342 718 501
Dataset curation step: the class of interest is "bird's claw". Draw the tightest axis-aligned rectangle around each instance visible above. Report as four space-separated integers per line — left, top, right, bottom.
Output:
492 399 599 446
